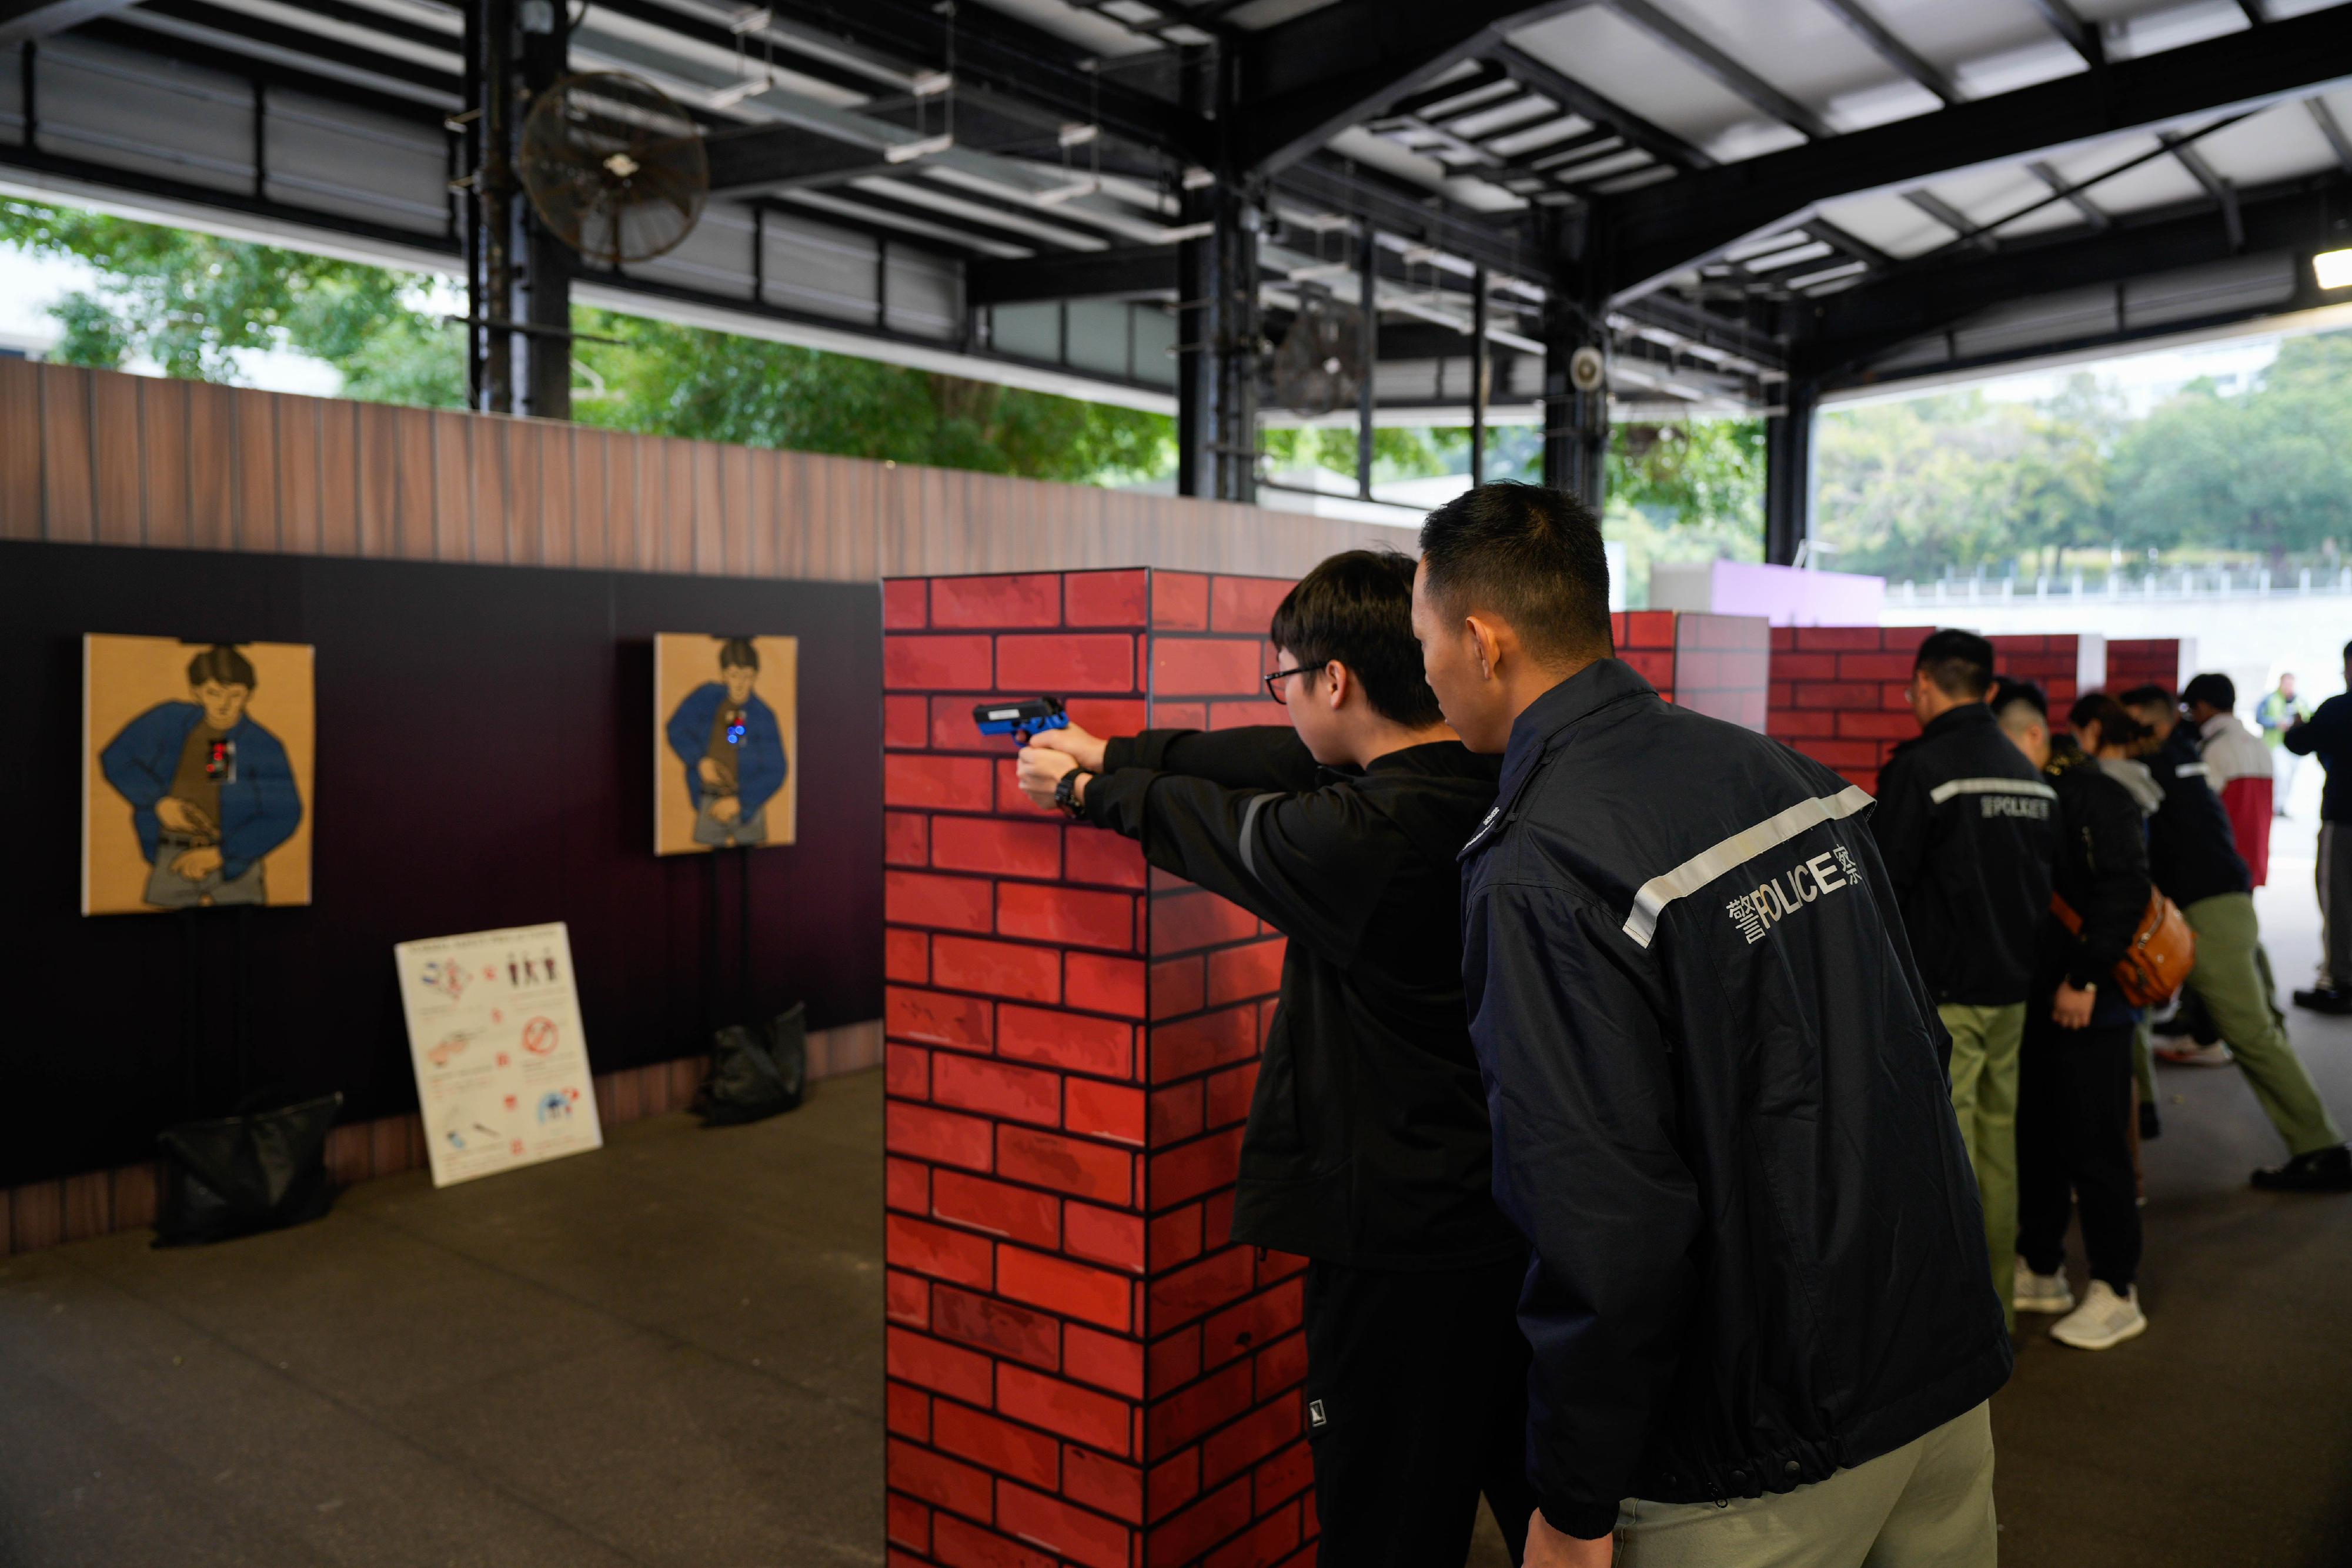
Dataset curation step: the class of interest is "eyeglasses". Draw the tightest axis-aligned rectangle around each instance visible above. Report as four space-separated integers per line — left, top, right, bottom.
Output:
1264 664 1318 705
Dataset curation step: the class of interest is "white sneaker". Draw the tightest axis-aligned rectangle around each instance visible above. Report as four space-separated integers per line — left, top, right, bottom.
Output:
2049 1281 2147 1350
2155 1041 2233 1067
2013 1267 2074 1315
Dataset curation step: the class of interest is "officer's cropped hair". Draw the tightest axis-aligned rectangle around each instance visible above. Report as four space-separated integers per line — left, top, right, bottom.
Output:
718 637 759 671
2069 693 2149 749
1913 629 1995 699
1269 550 1445 728
2183 673 2236 712
186 644 256 689
1417 483 1613 667
1990 679 2047 733
2116 684 2174 713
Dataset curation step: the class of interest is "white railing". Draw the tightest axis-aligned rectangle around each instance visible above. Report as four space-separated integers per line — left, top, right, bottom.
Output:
1890 566 2352 604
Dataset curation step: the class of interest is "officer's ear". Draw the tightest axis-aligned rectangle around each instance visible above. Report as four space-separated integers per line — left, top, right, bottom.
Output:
1463 614 1506 680
1321 660 1350 711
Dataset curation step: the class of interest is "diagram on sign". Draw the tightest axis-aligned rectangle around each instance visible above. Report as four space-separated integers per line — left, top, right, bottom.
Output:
393 921 603 1188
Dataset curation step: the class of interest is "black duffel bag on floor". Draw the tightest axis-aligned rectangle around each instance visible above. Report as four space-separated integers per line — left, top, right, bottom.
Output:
153 1091 343 1248
693 1002 808 1126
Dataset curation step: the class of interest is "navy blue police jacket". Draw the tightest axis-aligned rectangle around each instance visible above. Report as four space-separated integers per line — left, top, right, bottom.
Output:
1457 658 2011 1539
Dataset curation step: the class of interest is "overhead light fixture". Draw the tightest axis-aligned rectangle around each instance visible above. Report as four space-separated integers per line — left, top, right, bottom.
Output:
884 133 955 164
1033 177 1100 206
707 76 770 108
2317 247 2352 290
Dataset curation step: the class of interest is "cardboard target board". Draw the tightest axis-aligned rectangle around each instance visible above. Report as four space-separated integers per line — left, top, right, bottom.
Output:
394 922 602 1188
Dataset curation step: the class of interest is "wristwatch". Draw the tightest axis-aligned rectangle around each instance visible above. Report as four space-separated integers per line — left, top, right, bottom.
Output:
1054 768 1093 818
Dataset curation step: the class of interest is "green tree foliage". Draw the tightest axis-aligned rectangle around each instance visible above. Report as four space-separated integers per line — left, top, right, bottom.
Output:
1816 337 2352 581
2107 334 2352 565
568 310 1172 485
0 198 1170 485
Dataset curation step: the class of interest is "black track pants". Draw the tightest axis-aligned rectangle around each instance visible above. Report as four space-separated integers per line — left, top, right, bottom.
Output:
1302 1252 1535 1567
2017 1012 2143 1290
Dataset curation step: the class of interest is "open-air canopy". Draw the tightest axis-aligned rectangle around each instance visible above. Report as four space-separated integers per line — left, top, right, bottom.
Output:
2 0 2347 549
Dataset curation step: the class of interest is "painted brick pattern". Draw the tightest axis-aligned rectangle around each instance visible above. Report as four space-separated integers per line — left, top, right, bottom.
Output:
1768 627 2104 794
884 569 1311 1568
2106 637 2193 696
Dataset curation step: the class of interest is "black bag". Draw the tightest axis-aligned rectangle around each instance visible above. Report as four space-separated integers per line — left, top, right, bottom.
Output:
693 1002 808 1126
154 1091 343 1248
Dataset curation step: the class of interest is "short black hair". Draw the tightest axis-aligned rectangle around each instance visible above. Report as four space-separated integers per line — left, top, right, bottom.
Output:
718 637 759 671
1417 483 1612 666
1914 629 1995 699
2069 692 2148 748
186 644 256 688
2116 684 2174 711
1269 549 1443 728
2182 673 2236 711
2341 639 2351 663
1991 678 2047 725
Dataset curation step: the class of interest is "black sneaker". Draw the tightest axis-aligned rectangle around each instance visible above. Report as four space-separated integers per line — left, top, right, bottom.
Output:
2139 1101 2162 1140
2291 988 2352 1015
2252 1146 2352 1192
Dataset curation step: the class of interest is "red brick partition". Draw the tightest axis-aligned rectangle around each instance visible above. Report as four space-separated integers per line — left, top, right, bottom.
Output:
877 585 1772 1568
2107 638 2194 694
1769 628 2104 793
880 567 1313 1568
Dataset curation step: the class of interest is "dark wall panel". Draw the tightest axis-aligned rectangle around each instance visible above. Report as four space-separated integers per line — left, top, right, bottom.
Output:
0 541 881 1188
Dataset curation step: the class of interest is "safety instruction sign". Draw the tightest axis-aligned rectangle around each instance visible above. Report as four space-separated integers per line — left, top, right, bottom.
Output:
393 921 603 1188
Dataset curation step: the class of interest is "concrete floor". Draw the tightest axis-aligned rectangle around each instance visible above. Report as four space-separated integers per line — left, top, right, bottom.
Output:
6 822 2352 1567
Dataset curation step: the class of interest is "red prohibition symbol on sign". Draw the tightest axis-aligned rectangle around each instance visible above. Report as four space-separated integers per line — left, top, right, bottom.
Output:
521 1017 559 1056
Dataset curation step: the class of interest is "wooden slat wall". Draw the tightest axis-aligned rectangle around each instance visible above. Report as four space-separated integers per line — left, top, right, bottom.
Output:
0 360 1399 1258
0 359 1405 578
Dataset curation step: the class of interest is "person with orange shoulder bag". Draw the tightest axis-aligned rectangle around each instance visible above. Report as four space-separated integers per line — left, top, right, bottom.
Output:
1994 687 2157 1351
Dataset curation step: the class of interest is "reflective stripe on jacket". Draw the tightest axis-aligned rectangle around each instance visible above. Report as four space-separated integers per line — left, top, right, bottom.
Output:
1460 658 2009 1540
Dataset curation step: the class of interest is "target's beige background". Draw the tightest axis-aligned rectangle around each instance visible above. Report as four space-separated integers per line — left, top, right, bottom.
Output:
652 633 799 856
82 634 316 915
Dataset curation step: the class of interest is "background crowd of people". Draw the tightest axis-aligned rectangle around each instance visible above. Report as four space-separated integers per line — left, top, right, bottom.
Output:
1876 634 2352 1358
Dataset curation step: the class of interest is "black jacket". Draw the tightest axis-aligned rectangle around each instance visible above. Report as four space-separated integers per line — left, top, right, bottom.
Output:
2285 693 2352 821
2144 723 2250 908
1458 660 2009 1539
1086 726 1522 1269
1870 703 2060 1006
2036 740 2156 1027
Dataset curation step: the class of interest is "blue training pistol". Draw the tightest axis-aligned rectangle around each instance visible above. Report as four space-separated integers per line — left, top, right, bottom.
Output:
973 695 1070 745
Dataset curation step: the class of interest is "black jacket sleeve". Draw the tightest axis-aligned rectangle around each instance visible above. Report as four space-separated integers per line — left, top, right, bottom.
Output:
1080 767 1392 968
1867 747 1929 901
2284 696 2347 758
1101 726 1325 793
2069 778 2153 991
1466 881 1700 1541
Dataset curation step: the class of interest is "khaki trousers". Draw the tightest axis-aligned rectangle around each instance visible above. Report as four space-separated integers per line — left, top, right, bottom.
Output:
2182 892 2343 1156
1615 1403 1996 1568
1940 1003 2023 1330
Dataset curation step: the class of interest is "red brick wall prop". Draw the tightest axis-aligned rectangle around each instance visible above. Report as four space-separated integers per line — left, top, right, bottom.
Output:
2106 638 2194 695
880 584 1773 1566
883 568 1317 1568
1768 627 2104 795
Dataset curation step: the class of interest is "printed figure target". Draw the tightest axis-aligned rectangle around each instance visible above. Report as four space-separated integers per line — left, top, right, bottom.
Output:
653 633 798 855
82 635 315 916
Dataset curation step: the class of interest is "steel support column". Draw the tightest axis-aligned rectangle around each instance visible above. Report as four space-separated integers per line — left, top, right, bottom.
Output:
1541 285 1606 511
517 0 569 421
1469 264 1489 485
1764 379 1818 566
1356 226 1377 500
467 0 517 414
1175 48 1258 504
